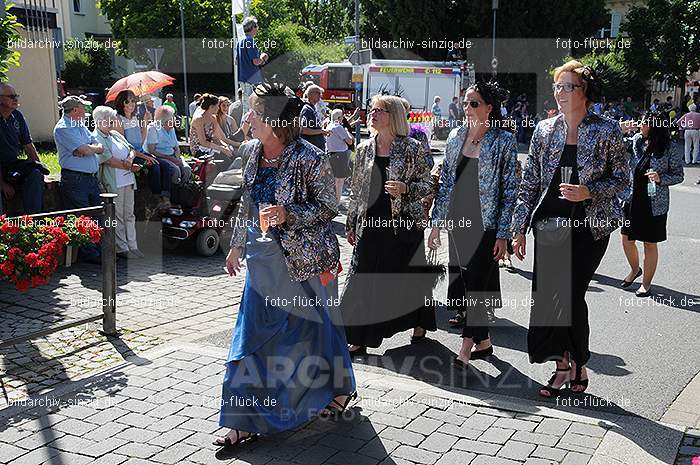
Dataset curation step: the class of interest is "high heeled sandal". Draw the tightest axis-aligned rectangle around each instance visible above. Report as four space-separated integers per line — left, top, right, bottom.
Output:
570 365 589 394
620 267 642 288
539 366 571 398
212 430 258 448
320 392 358 418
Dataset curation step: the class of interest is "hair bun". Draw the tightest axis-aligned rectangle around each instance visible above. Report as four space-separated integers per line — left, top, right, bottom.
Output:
254 82 304 123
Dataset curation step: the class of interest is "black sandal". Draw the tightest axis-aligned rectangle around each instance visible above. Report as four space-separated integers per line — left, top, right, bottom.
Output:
448 312 464 326
539 366 570 398
470 345 493 360
320 392 358 418
212 430 258 448
570 365 589 394
620 267 642 288
348 346 367 356
410 328 427 344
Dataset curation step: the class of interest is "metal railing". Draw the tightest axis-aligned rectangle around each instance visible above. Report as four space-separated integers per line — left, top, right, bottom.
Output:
0 193 118 349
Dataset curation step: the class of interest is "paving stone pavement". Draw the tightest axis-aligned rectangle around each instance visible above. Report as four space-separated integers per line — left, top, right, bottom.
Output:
0 344 643 465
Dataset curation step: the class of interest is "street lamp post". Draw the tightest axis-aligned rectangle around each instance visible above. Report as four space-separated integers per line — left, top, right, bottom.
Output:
179 0 190 140
354 0 361 148
492 0 498 77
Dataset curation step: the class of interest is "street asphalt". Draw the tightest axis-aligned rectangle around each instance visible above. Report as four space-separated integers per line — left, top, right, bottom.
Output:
198 140 700 423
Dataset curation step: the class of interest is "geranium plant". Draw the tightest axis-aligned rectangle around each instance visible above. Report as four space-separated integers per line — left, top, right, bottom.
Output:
0 214 102 292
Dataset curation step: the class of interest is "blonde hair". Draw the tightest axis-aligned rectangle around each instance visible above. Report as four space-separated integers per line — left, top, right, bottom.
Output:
368 95 409 137
553 59 589 102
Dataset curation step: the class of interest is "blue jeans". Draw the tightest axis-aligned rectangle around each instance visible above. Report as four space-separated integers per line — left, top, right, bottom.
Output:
1 160 44 214
133 158 173 198
60 170 102 258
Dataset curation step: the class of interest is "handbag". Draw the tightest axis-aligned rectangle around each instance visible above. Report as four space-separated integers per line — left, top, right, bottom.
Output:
533 216 572 247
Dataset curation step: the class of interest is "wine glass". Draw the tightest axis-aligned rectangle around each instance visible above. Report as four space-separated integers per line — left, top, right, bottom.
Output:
558 166 573 199
257 203 273 242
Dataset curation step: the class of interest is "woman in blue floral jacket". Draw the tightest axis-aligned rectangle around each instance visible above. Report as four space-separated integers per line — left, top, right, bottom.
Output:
620 112 683 296
511 61 629 397
428 81 518 370
215 83 355 448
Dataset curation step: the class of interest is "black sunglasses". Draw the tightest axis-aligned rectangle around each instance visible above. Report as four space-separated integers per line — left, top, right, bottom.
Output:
1 94 20 100
463 100 481 108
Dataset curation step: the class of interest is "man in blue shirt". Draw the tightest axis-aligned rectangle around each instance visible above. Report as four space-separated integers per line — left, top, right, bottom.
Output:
0 83 45 214
236 16 269 114
54 95 105 263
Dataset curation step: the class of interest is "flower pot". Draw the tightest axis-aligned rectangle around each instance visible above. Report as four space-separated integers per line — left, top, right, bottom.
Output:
64 245 79 267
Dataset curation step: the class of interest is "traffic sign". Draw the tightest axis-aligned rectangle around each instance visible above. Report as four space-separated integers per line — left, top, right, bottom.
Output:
491 57 498 70
344 36 357 45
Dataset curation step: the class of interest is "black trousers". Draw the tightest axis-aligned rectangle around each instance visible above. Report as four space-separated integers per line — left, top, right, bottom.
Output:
448 230 499 343
528 227 610 366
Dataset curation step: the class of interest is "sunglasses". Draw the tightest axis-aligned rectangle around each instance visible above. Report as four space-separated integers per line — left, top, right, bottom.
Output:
463 100 482 108
552 83 583 93
369 108 389 115
1 94 20 100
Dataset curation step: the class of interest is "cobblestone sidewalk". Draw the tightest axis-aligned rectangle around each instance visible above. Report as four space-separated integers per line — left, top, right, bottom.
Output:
0 344 683 465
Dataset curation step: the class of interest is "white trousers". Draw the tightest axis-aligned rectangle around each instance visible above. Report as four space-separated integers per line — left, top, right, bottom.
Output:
684 129 700 163
115 184 138 253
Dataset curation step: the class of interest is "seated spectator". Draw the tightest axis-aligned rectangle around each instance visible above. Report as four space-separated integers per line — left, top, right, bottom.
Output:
54 95 105 264
0 83 45 214
92 106 144 259
144 106 192 185
190 94 240 163
113 89 172 208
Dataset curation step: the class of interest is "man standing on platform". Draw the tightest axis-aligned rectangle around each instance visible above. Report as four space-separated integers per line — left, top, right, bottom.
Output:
236 16 268 112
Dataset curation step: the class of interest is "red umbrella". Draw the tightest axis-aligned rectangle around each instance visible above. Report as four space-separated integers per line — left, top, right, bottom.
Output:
105 71 175 102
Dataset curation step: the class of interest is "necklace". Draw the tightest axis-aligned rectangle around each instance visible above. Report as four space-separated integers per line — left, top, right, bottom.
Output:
470 137 483 145
262 156 279 164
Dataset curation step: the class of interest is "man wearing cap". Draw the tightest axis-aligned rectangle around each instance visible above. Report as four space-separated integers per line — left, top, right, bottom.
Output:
54 95 105 263
0 83 45 214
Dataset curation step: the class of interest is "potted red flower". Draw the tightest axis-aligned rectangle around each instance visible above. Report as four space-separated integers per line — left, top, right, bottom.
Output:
0 214 102 292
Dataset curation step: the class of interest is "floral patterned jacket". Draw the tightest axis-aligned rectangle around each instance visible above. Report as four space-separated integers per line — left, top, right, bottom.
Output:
512 111 629 240
230 138 340 282
431 126 518 239
346 135 432 254
621 132 684 216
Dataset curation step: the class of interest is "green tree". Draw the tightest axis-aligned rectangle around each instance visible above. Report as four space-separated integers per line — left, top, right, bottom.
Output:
569 47 646 102
62 40 114 89
360 0 609 60
623 0 700 89
0 4 22 80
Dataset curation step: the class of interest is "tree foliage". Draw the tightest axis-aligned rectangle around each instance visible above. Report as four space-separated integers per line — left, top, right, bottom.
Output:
62 40 114 89
360 0 610 60
623 0 700 88
571 47 647 101
0 4 22 80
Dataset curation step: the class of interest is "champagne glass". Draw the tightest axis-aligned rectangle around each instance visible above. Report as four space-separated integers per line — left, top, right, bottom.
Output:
257 203 273 242
558 166 573 199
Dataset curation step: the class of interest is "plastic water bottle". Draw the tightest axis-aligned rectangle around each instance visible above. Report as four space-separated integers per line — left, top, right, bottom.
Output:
646 170 657 197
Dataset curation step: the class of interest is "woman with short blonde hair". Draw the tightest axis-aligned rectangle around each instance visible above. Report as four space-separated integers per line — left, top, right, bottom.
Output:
341 92 435 355
368 95 409 137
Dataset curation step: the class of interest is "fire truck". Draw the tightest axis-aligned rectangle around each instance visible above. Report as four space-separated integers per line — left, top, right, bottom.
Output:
300 59 475 122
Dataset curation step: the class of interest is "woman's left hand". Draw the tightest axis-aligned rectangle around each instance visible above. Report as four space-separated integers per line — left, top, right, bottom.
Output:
493 239 507 260
266 205 287 226
559 183 592 202
645 170 660 184
385 180 407 197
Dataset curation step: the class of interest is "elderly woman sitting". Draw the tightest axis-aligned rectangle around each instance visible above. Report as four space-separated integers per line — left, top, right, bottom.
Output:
92 106 144 259
143 105 192 185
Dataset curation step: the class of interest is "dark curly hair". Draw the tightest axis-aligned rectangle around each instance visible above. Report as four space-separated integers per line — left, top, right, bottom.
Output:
467 80 510 128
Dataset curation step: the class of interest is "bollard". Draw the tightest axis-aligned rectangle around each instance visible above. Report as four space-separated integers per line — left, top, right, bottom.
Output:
100 193 118 335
